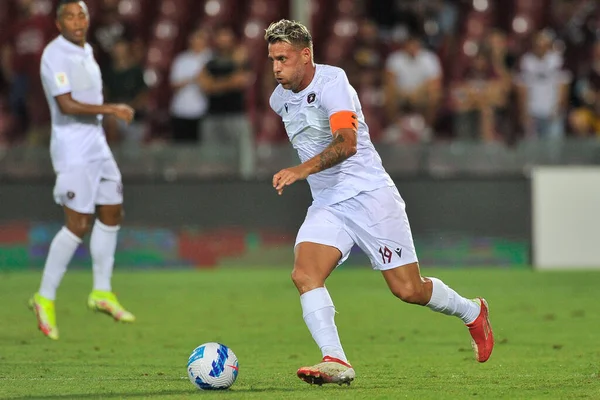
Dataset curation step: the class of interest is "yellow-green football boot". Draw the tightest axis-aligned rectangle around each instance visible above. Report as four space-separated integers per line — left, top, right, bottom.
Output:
29 293 59 340
88 290 135 322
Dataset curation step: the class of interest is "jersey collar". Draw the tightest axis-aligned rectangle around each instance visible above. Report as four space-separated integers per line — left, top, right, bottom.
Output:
57 34 91 55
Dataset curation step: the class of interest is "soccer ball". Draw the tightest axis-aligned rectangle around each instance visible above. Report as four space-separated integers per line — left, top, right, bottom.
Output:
187 342 239 390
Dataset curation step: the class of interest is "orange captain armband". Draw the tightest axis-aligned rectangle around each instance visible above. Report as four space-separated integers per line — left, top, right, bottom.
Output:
329 111 358 134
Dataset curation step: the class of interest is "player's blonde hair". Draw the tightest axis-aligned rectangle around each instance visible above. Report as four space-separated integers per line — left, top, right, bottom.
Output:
264 19 313 57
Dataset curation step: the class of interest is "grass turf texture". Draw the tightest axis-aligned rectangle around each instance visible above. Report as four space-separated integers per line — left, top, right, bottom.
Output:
0 268 598 399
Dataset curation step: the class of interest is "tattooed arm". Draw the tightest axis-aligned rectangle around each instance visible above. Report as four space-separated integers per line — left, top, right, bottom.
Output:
272 128 357 195
307 128 358 174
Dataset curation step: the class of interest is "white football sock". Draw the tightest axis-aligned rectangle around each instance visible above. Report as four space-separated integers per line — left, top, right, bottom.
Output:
425 277 481 324
38 227 82 300
300 287 348 363
90 220 120 292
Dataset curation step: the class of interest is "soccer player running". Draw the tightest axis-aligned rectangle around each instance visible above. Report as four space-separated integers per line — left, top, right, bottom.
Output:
265 20 494 385
30 0 136 340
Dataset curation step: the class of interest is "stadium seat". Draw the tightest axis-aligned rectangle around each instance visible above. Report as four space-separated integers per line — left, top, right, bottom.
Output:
322 17 358 65
447 0 497 81
335 0 361 17
195 0 244 29
248 0 283 21
118 0 143 21
241 1 288 65
118 0 157 40
29 0 53 16
310 0 332 59
158 0 190 20
242 19 270 68
145 20 179 70
85 0 100 16
463 13 489 41
157 0 197 54
511 0 548 39
0 1 11 29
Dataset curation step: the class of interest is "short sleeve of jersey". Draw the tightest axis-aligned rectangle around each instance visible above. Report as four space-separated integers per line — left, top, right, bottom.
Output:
319 70 356 117
519 54 532 73
170 55 187 84
40 49 72 97
423 52 442 79
384 52 399 72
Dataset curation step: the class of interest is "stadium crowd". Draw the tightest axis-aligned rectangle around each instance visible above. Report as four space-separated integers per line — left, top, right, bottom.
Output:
0 0 599 152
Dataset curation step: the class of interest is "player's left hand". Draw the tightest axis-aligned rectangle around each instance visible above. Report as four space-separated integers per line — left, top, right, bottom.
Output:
273 165 310 195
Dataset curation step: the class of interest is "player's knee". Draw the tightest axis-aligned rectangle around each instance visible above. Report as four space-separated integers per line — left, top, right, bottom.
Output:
390 282 428 305
291 268 308 289
66 217 92 238
291 267 322 294
99 205 124 226
110 207 124 225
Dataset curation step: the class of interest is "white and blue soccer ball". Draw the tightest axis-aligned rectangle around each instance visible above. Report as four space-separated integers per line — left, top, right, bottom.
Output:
187 342 239 390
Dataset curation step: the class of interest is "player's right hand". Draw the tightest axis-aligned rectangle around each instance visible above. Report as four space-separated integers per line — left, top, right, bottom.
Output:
111 104 135 124
273 165 310 195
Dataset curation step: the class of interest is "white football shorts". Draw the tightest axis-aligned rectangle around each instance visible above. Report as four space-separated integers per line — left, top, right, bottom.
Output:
53 158 123 214
295 185 419 270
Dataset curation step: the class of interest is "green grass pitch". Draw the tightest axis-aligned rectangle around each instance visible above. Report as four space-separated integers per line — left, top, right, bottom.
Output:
0 267 599 399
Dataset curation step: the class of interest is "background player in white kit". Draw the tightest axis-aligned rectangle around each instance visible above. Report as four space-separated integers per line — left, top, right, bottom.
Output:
30 0 135 340
265 20 495 385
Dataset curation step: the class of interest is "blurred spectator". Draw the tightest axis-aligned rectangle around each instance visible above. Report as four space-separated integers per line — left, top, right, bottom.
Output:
433 1 459 37
516 30 571 139
102 38 148 145
450 50 508 142
423 0 460 50
0 0 599 153
345 19 384 89
89 0 144 69
384 34 442 132
484 30 516 140
355 67 386 142
341 19 386 141
371 0 458 48
569 41 600 137
485 30 517 86
0 0 55 142
550 0 599 73
198 26 255 179
169 28 212 143
369 0 423 41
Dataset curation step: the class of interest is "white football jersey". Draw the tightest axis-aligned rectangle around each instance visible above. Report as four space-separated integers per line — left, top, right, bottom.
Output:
269 64 393 206
40 35 112 173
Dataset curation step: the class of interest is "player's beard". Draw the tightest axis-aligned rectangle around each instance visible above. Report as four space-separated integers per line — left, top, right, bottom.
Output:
289 68 305 92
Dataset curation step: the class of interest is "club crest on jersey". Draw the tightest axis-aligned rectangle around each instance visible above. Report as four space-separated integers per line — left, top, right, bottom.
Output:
66 191 75 200
55 72 69 88
284 103 288 113
307 92 316 104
